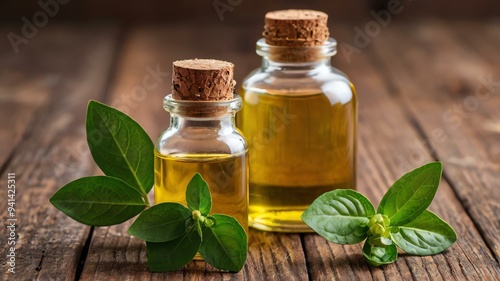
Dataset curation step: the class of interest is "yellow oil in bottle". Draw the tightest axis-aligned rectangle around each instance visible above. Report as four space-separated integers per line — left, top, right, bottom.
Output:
154 151 249 231
238 88 356 232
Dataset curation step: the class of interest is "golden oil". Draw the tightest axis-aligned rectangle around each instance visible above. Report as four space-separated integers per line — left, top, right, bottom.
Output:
154 151 248 230
238 88 356 232
239 9 357 232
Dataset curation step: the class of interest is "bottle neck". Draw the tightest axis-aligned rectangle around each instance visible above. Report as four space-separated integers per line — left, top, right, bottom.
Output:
169 114 236 135
262 57 332 72
163 94 241 136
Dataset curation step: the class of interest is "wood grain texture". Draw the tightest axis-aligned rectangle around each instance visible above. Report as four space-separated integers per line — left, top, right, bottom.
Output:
297 23 500 280
0 25 61 168
0 24 119 280
2 21 500 280
366 20 500 262
82 221 308 280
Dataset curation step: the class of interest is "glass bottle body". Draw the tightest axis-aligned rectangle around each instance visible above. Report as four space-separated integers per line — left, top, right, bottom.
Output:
238 38 357 232
155 95 249 232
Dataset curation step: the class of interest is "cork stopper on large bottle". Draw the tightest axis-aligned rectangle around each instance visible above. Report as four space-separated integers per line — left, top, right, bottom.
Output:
263 9 329 47
172 59 235 101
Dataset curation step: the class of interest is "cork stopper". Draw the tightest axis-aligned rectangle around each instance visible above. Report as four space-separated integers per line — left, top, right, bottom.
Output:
263 9 329 47
172 59 235 101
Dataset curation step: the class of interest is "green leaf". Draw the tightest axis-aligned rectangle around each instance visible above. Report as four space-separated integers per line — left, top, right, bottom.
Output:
50 176 147 226
199 214 247 272
128 203 192 242
196 220 203 239
86 100 154 196
186 173 212 215
377 162 442 226
362 241 398 266
301 189 376 244
391 210 457 255
146 224 201 272
368 236 393 247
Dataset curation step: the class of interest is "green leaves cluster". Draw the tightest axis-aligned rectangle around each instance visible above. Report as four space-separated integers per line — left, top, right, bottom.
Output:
50 101 153 225
129 174 247 272
50 100 247 272
302 162 457 266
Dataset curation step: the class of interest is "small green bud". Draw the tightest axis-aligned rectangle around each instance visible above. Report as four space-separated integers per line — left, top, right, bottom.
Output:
370 224 385 236
369 214 384 226
204 217 215 227
382 215 390 227
192 210 202 221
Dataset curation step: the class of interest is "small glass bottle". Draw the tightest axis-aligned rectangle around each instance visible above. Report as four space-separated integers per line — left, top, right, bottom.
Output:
238 10 357 232
155 59 248 233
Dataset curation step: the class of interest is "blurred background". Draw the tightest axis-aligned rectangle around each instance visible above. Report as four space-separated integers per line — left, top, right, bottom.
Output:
2 0 500 22
1 0 499 152
2 0 499 94
1 0 499 174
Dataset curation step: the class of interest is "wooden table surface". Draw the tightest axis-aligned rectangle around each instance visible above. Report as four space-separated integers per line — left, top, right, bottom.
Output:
0 20 499 280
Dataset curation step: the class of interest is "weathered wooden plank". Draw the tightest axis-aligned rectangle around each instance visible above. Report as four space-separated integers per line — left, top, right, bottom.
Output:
451 21 500 62
449 21 500 128
0 24 119 280
300 23 500 280
80 24 309 280
367 20 500 262
0 25 60 168
84 223 307 281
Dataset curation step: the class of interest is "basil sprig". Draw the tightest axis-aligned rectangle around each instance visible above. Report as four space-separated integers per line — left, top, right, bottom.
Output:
129 174 248 272
50 100 247 272
302 162 457 266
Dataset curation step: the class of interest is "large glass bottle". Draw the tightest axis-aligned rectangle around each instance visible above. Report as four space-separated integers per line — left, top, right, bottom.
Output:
238 10 357 232
155 59 248 232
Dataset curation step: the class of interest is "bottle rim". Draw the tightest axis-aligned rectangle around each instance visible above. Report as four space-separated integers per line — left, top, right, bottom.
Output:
256 37 337 59
163 94 242 116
